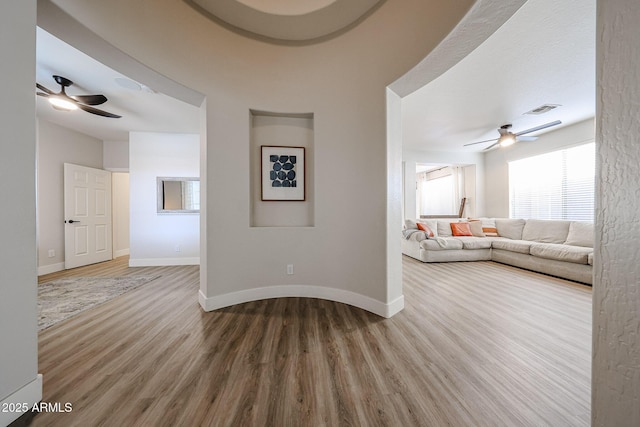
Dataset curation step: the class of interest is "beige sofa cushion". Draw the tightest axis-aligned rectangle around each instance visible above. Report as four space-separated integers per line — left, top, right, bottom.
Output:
407 231 427 242
469 221 486 237
564 221 594 247
529 242 592 265
420 238 464 251
491 239 532 254
452 236 492 250
588 252 594 265
406 219 440 236
404 219 418 229
495 219 526 240
522 219 571 243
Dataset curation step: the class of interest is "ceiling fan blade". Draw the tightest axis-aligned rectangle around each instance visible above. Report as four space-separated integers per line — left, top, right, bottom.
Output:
77 103 121 118
483 141 500 151
72 94 108 106
463 138 498 147
515 120 562 136
517 136 538 142
36 92 50 98
36 83 55 95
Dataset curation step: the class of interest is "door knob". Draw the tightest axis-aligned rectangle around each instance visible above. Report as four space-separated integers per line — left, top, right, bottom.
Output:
67 220 81 224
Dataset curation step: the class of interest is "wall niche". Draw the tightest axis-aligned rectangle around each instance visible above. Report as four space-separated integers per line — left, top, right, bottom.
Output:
250 110 314 227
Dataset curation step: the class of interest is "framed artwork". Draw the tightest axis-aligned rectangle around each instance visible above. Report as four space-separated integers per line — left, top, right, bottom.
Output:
261 146 305 201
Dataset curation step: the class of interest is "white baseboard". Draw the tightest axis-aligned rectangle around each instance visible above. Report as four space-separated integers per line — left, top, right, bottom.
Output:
0 374 43 426
38 262 64 276
114 248 130 258
129 257 200 267
385 295 405 317
199 285 405 318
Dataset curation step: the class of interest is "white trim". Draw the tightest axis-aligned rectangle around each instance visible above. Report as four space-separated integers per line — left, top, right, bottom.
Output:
198 285 405 318
114 248 130 258
385 295 405 318
0 374 43 426
38 262 64 276
129 257 200 267
104 167 129 172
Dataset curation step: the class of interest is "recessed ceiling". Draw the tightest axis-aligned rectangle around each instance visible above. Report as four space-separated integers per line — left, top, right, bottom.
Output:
189 0 381 41
401 0 596 152
36 27 200 141
235 0 336 16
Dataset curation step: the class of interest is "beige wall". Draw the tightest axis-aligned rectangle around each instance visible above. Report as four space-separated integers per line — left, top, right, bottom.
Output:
593 0 640 424
37 119 103 274
103 140 129 171
111 172 130 258
129 132 200 266
483 118 595 218
0 0 41 424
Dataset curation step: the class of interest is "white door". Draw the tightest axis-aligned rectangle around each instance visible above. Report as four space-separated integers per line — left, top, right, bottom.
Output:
64 163 113 269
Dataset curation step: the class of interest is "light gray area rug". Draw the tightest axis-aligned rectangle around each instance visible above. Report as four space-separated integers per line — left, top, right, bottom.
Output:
38 275 160 330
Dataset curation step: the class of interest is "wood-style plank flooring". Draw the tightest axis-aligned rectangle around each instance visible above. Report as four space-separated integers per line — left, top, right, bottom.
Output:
30 256 591 427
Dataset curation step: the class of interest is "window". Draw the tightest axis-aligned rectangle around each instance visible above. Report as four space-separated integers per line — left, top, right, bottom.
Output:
419 174 455 216
416 165 467 217
509 142 595 221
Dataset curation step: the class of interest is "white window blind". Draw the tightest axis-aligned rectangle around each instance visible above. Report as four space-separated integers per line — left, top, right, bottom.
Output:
419 174 455 215
508 142 595 221
182 180 200 211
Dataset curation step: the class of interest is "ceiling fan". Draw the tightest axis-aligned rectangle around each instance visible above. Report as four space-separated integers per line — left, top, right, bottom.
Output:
464 120 562 150
36 75 121 118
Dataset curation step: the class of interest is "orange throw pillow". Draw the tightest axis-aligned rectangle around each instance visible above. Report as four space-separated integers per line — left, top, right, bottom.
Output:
417 222 434 237
450 222 473 236
482 227 499 237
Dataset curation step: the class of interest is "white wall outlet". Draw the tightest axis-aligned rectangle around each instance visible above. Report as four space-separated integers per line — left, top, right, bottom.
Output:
287 264 294 275
175 245 181 252
48 249 55 258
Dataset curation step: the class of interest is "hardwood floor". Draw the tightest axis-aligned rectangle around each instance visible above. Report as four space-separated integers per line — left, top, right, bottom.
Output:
30 256 591 427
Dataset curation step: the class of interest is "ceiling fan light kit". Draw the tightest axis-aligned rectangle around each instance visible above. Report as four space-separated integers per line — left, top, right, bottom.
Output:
48 96 78 111
499 134 516 147
36 75 121 118
464 120 562 150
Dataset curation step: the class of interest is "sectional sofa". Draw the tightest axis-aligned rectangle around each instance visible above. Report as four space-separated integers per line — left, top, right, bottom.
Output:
402 218 594 285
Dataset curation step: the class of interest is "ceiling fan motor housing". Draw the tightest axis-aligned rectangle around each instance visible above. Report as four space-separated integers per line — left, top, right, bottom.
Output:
53 75 73 87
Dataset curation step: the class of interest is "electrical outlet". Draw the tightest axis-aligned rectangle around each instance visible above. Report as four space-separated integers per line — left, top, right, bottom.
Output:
48 249 55 258
287 264 294 275
175 245 181 252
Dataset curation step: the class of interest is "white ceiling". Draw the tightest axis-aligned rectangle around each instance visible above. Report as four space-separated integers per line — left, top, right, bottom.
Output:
402 0 596 152
36 27 200 142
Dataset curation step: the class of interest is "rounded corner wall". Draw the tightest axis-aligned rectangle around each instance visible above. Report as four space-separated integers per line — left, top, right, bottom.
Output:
43 0 478 319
